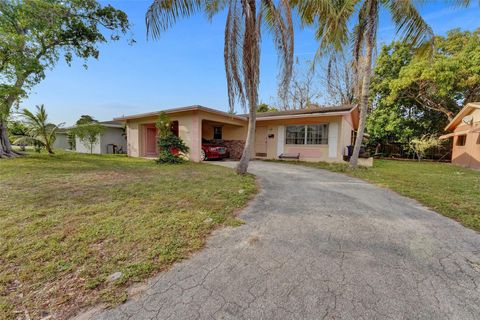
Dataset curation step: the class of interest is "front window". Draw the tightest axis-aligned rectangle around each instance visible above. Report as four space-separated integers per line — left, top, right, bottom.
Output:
170 121 179 137
351 130 357 145
306 124 328 144
286 124 328 145
456 135 466 146
213 126 222 140
285 125 305 144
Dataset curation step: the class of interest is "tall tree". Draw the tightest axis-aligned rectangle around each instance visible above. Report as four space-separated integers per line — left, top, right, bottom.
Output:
14 104 62 154
366 33 480 148
76 115 98 125
293 0 434 167
0 0 129 158
320 54 356 105
257 103 278 112
281 58 322 110
146 0 294 174
387 29 480 122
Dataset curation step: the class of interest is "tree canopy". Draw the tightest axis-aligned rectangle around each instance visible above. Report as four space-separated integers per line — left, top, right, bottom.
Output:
0 0 130 157
70 122 105 154
257 103 278 113
386 28 480 122
76 115 98 125
368 29 480 146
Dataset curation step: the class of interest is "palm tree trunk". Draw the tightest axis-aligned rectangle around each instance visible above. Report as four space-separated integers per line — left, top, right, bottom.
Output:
349 35 374 168
235 0 259 174
42 131 54 154
236 105 256 174
45 142 54 154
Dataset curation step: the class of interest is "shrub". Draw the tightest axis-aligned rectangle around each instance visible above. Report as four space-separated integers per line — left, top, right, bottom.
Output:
409 135 440 161
156 112 189 164
71 123 105 154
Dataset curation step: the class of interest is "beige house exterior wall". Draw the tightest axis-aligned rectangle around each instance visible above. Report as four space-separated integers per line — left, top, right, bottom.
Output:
200 111 247 141
451 108 480 170
253 115 352 162
202 124 246 140
125 110 246 161
126 112 197 159
120 107 361 164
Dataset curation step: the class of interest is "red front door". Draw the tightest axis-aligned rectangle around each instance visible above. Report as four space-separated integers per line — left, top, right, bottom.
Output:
145 127 157 156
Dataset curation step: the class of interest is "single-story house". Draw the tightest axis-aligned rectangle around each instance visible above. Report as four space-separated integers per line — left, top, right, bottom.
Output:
114 104 372 165
54 130 70 150
440 102 480 170
54 121 127 154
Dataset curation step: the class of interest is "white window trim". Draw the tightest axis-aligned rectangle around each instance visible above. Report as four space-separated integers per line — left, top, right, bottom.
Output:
285 124 328 145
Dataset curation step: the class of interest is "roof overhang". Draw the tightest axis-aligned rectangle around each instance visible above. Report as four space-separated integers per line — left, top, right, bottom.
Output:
439 130 470 139
113 104 359 125
444 102 480 131
114 105 247 122
101 124 124 128
62 122 123 130
256 110 354 121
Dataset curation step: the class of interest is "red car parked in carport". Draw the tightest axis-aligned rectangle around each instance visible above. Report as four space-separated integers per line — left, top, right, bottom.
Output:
201 139 229 161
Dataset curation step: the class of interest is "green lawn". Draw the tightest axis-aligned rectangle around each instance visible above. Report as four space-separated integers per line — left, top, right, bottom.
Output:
0 152 256 319
279 159 480 231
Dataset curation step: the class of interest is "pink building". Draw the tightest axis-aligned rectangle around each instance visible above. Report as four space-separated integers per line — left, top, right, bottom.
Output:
114 104 372 166
440 102 480 170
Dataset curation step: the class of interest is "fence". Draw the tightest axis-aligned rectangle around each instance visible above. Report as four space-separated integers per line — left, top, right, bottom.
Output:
371 140 452 161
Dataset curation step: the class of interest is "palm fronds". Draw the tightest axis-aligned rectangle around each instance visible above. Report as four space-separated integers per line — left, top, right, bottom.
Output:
224 0 246 111
261 0 294 107
146 0 205 39
386 0 433 51
16 105 62 154
145 0 296 173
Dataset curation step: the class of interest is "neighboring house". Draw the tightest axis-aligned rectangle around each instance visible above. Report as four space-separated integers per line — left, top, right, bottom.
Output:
115 104 372 165
53 130 70 149
55 121 127 154
440 102 480 170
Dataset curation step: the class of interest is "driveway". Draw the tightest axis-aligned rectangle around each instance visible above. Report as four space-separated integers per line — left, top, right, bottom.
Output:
93 161 480 320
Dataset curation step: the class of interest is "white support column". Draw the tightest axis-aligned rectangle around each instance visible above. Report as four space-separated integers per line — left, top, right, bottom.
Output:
277 125 285 157
328 122 338 158
189 115 202 162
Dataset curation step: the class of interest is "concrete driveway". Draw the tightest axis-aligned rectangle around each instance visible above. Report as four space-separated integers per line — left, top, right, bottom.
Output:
93 161 480 320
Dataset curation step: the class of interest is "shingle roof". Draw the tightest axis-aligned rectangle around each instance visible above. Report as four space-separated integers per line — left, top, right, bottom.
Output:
99 121 124 127
113 104 358 122
253 104 357 118
114 105 246 121
61 120 124 130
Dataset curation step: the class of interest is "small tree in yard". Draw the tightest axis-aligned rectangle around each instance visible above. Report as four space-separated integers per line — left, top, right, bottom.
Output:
156 112 189 164
71 123 105 154
409 135 440 161
13 105 63 154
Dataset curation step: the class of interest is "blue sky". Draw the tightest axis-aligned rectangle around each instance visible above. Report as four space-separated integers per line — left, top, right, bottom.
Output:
22 1 480 125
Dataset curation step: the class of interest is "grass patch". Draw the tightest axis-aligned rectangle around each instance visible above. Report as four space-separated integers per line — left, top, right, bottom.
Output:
0 152 256 319
271 159 480 231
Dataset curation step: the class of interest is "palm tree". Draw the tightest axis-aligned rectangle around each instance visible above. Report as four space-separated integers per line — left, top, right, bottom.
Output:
145 0 294 174
14 105 62 154
294 0 434 168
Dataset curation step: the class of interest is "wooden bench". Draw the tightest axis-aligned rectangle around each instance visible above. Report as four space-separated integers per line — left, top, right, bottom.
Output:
279 153 300 160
